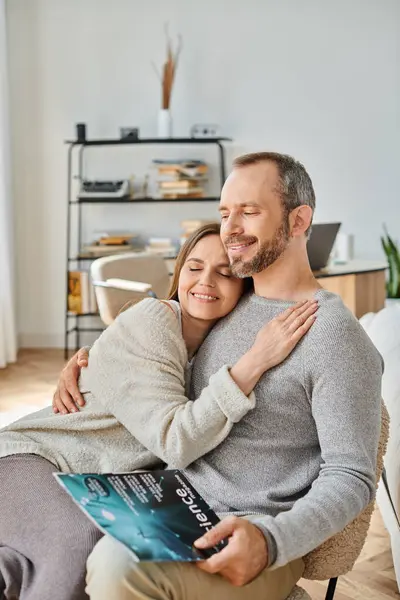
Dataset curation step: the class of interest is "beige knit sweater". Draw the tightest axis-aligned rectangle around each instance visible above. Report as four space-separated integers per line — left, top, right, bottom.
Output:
0 299 255 473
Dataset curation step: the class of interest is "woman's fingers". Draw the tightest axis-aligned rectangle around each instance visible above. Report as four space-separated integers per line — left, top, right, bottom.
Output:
285 300 318 330
276 300 308 322
286 306 318 335
290 313 317 342
277 299 318 326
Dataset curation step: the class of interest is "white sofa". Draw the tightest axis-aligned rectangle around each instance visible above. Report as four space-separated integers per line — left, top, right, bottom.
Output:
360 305 400 590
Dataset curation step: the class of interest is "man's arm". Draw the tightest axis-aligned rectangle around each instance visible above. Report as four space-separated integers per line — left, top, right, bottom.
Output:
251 311 383 568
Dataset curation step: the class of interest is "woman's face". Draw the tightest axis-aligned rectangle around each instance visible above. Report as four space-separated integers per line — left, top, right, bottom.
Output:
178 234 245 322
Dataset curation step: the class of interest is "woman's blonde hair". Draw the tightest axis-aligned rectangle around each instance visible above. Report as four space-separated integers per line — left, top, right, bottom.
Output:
167 222 253 301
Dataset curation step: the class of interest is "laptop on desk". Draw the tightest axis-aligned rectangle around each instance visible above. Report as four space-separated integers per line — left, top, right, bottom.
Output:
307 223 341 271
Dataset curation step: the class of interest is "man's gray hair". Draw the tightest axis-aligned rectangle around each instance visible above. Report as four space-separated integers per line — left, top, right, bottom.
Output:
233 152 316 236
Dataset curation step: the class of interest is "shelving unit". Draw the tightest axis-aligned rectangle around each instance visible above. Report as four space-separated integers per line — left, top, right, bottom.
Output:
65 136 231 358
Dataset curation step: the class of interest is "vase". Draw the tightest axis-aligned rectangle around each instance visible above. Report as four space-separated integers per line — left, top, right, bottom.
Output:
157 109 172 138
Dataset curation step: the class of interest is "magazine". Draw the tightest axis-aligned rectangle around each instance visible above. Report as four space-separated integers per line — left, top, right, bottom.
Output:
55 469 227 562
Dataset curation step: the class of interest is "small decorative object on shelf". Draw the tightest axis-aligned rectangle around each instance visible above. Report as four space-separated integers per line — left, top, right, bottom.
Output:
78 180 130 200
120 127 139 140
153 24 182 138
190 123 221 139
76 123 86 143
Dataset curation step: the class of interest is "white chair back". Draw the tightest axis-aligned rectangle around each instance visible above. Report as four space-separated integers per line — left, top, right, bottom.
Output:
91 252 170 325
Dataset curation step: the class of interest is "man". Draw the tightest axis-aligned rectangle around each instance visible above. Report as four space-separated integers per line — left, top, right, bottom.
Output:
55 152 382 600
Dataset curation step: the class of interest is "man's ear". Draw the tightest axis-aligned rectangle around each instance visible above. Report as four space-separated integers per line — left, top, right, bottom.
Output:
289 206 313 238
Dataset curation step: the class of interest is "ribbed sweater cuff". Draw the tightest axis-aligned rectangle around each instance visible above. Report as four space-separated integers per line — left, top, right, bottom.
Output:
255 523 278 568
211 365 256 422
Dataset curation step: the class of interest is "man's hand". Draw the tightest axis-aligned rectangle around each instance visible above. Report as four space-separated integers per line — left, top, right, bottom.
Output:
52 348 89 414
194 516 268 586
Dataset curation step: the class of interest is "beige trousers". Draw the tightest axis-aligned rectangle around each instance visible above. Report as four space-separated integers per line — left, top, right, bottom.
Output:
86 535 304 600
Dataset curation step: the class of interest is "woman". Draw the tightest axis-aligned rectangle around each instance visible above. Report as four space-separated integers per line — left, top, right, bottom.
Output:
0 223 317 600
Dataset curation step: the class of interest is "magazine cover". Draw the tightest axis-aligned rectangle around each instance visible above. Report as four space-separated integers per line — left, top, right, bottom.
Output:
55 469 226 562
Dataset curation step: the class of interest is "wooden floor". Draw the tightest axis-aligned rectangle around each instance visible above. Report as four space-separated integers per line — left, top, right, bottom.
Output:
0 348 65 414
0 349 399 600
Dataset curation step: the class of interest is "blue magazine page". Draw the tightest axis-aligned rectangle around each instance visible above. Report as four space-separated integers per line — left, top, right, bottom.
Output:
54 469 226 562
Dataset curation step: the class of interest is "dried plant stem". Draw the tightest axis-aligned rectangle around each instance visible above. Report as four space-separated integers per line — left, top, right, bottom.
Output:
155 24 182 110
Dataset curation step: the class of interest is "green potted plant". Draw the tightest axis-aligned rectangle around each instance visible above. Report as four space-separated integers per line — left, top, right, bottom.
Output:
381 225 400 303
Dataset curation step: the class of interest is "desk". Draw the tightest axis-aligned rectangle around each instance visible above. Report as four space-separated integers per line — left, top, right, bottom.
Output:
314 260 387 318
165 258 388 319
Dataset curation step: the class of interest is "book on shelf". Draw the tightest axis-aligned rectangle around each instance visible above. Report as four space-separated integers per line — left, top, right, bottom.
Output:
159 180 202 190
54 469 226 562
147 237 174 247
99 236 135 246
90 231 138 246
153 159 208 170
153 160 208 179
145 247 177 257
79 244 139 257
68 271 98 314
160 189 204 199
95 230 137 237
145 237 177 256
68 271 90 314
157 174 207 184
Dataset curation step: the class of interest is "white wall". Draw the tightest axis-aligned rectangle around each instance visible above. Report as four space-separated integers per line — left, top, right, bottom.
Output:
6 0 400 347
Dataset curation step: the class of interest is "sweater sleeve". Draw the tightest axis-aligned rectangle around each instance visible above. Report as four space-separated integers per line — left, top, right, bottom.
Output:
81 299 255 469
252 311 383 568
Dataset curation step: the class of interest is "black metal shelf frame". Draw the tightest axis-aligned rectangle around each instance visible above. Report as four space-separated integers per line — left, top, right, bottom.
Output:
65 137 232 146
64 137 230 358
70 195 221 205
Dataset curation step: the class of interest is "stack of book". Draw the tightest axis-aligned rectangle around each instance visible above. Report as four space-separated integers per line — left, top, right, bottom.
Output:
153 160 208 199
145 237 178 257
180 219 216 245
79 232 141 258
68 271 98 315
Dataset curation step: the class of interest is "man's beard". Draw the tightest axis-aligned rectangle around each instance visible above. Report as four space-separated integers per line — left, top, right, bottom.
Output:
227 218 291 278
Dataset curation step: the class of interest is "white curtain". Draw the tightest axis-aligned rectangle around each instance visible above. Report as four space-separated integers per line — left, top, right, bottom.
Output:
0 0 17 368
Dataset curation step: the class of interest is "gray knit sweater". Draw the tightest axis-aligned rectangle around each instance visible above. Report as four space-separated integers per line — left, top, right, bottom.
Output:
183 289 383 568
0 299 255 472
